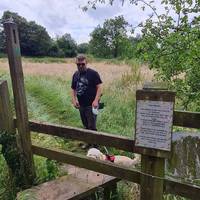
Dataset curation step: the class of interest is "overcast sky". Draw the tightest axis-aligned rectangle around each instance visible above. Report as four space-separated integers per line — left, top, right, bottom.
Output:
0 0 162 44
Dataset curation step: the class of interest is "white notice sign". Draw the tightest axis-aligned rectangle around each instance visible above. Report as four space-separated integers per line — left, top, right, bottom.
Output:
135 100 173 151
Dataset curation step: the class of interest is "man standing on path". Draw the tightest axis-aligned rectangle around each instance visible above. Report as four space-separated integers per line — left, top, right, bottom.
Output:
71 54 102 148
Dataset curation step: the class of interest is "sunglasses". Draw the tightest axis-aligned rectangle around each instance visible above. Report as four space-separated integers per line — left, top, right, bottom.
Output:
77 63 86 67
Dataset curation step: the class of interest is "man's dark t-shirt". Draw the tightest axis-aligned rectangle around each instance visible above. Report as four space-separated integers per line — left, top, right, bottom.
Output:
71 68 102 107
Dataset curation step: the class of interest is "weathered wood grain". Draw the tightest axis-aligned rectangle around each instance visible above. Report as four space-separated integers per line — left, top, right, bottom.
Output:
140 155 165 200
4 22 35 182
32 145 200 199
28 120 170 158
0 81 15 132
32 145 140 183
173 110 200 129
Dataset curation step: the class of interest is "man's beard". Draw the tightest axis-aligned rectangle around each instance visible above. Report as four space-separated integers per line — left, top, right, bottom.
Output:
78 66 87 73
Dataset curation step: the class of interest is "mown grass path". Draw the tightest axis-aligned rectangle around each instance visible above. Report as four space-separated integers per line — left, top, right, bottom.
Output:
0 58 154 200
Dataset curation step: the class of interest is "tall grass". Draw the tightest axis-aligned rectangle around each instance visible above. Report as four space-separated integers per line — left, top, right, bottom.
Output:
0 60 190 200
98 84 136 137
0 53 6 58
24 69 139 137
163 195 188 200
0 70 9 80
25 76 81 126
1 55 139 65
0 153 15 200
23 57 72 63
0 61 147 200
28 55 129 64
21 69 138 199
24 69 139 138
1 56 72 64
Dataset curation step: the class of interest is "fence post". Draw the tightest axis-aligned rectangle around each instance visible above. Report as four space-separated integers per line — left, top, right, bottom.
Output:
0 80 16 195
3 20 35 184
135 87 175 200
0 80 35 189
0 80 15 132
140 155 165 200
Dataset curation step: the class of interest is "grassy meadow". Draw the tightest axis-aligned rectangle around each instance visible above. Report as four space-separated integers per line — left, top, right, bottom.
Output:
0 57 187 200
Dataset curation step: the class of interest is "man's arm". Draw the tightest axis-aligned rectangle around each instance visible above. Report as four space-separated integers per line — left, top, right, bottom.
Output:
71 89 80 108
92 84 102 108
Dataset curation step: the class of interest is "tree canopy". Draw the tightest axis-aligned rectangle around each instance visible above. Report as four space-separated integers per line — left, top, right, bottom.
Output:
86 0 200 110
1 11 52 56
0 11 79 57
1 2 200 110
56 33 77 57
89 15 133 58
77 43 89 54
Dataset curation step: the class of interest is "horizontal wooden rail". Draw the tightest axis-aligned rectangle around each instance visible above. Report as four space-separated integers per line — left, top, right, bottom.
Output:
29 120 135 151
165 179 200 200
173 110 200 129
32 145 200 199
32 145 140 183
21 111 200 131
29 120 170 158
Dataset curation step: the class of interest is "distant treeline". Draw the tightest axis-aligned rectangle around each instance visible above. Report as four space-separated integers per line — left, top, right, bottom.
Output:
0 11 140 58
1 1 200 113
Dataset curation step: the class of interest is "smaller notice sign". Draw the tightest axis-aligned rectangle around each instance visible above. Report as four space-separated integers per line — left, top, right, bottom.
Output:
135 100 173 151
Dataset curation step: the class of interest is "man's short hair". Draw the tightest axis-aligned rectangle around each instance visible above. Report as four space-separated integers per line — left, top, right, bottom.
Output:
76 54 86 62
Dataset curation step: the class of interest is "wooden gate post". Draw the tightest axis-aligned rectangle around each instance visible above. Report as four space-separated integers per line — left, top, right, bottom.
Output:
0 80 16 195
0 80 15 132
0 80 35 189
3 20 35 183
134 87 175 200
140 155 165 200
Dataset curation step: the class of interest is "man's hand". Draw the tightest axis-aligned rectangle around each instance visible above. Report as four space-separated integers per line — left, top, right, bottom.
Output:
92 99 99 108
71 89 80 109
92 84 101 108
72 99 80 109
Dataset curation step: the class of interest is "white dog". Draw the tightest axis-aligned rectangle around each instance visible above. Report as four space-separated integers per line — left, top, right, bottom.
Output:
87 148 140 167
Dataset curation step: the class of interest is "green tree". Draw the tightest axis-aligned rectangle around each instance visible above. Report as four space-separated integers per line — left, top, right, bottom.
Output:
1 11 52 56
89 15 130 58
77 43 89 54
89 25 112 58
0 27 5 54
86 0 200 110
135 0 200 110
0 18 6 54
118 36 141 59
48 41 65 57
56 33 77 57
